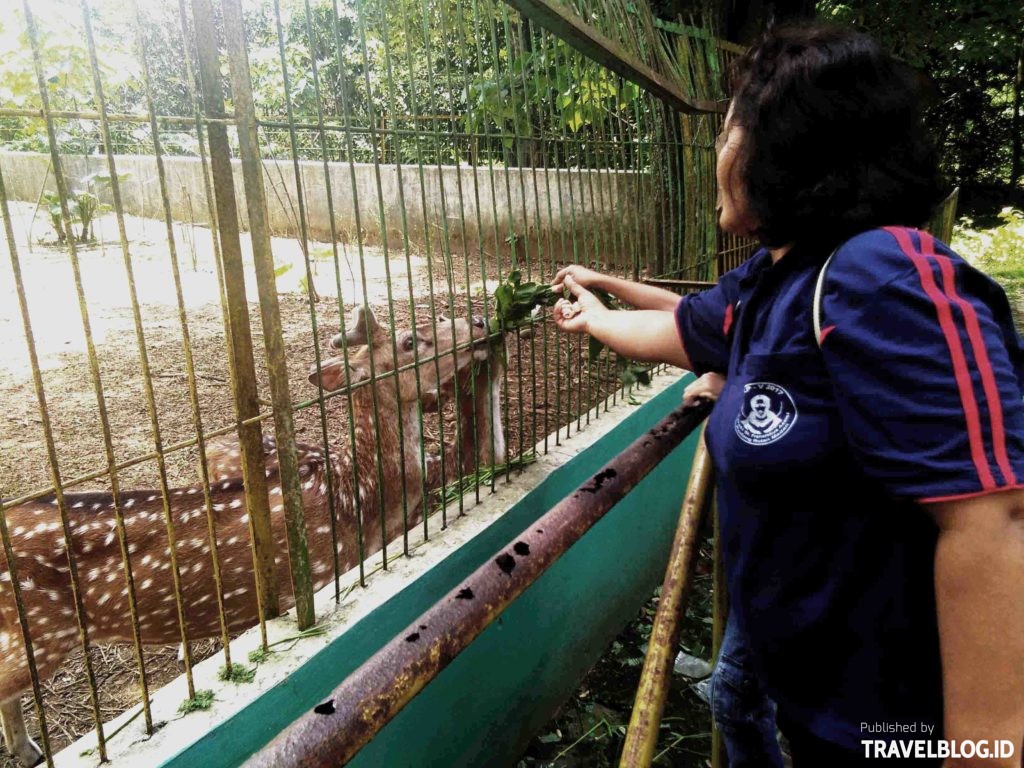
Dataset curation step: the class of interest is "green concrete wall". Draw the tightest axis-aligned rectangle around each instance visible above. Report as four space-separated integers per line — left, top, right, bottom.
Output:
160 374 697 768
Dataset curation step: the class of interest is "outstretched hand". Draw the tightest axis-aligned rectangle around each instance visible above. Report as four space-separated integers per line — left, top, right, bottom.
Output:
551 274 608 334
550 264 603 294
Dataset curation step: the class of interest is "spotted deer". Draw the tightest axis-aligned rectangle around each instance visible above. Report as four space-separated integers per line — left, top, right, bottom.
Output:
0 306 504 766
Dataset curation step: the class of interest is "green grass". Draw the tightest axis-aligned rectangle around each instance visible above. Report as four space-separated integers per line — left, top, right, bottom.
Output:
218 663 257 684
178 690 215 714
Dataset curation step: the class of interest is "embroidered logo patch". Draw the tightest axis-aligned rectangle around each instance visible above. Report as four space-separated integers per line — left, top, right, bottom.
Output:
734 382 797 446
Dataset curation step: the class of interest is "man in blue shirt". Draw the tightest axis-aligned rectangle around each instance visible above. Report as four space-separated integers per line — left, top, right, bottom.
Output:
551 21 1024 768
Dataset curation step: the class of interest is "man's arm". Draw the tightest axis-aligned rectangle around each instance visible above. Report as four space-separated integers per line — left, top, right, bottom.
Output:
927 489 1024 767
551 266 683 312
550 274 692 369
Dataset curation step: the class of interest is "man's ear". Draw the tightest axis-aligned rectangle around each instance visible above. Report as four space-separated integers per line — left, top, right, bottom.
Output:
308 357 369 391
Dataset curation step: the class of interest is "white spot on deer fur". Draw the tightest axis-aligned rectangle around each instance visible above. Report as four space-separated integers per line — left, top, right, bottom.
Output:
125 498 135 508
213 503 226 512
73 501 84 509
229 499 242 509
239 514 249 524
106 573 117 583
147 495 157 502
221 482 231 491
188 488 198 495
97 593 111 606
315 526 331 535
271 504 283 513
92 503 101 511
270 487 282 496
19 576 36 590
141 578 153 590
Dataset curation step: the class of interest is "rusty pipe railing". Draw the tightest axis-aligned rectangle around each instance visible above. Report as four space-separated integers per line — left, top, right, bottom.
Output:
244 400 712 768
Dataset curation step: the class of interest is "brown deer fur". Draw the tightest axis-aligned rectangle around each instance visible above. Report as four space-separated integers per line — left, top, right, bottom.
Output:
0 306 504 765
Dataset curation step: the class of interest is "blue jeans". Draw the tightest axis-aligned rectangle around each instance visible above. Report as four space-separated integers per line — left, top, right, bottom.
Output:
710 620 784 768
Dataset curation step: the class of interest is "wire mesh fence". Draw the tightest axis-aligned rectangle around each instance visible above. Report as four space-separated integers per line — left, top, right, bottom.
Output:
0 0 754 763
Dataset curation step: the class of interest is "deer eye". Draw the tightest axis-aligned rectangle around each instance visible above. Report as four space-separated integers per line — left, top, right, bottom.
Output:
402 334 416 351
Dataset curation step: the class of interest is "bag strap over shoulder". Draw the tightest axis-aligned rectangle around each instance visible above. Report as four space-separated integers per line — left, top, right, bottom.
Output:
813 248 839 348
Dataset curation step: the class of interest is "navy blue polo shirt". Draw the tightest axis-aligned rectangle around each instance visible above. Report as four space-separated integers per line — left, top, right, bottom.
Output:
675 227 1024 749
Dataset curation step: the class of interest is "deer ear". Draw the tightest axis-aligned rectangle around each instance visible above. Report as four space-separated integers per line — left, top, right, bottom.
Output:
308 358 369 391
331 305 383 350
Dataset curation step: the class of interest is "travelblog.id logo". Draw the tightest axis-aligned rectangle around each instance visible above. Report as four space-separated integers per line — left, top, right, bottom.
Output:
861 740 1016 760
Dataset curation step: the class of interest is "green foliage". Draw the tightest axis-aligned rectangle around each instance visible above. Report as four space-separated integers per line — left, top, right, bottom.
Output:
431 451 538 509
248 646 271 665
953 207 1024 280
38 170 124 244
178 689 215 714
218 663 257 684
489 269 560 334
818 1 1024 189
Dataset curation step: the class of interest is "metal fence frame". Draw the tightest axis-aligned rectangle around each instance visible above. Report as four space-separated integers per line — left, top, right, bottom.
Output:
0 1 754 764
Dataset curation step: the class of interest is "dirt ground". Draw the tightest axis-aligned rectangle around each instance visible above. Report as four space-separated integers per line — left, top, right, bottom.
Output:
0 201 628 764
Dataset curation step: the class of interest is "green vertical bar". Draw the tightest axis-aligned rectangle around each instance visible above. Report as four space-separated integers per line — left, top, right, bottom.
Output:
226 0 315 631
23 0 145 746
190 0 280 628
79 0 198 698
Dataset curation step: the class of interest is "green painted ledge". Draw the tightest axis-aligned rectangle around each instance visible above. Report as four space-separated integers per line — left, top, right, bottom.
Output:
160 373 699 768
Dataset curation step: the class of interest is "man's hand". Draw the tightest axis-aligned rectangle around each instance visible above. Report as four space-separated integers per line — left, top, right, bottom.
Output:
683 372 726 407
551 274 609 335
551 264 605 294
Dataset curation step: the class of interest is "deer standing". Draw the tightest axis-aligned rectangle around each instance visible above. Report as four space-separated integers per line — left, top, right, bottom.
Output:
0 306 505 766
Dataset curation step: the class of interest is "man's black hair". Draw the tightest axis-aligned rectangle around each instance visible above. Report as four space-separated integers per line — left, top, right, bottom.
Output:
728 22 946 250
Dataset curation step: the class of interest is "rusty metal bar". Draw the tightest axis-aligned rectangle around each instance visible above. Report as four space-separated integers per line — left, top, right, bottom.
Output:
0 160 59 768
500 0 726 115
711 494 727 768
0 106 234 124
79 0 199 699
221 0 316 631
244 400 712 768
190 0 280 624
21 0 144 749
642 277 718 293
127 0 234 672
619 431 713 767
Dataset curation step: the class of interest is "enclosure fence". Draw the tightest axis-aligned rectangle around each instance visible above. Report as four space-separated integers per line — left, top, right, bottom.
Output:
0 0 753 763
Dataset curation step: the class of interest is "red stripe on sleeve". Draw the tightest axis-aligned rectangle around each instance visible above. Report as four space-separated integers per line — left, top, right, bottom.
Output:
921 232 1017 486
884 227 996 490
818 324 836 345
723 303 734 336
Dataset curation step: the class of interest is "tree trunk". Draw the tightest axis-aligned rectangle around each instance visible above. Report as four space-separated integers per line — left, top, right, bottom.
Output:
1012 35 1023 187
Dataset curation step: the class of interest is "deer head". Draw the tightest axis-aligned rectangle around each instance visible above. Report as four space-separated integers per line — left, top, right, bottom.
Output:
308 306 490 401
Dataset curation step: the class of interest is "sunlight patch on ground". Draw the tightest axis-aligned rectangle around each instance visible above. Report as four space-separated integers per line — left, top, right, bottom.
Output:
0 202 426 376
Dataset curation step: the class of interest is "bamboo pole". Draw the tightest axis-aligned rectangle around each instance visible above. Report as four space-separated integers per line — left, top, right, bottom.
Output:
619 431 713 767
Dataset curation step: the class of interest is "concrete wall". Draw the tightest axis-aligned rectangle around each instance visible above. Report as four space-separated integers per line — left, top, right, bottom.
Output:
0 151 652 263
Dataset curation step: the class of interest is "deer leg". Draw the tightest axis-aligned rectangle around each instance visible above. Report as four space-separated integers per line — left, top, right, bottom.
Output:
1 698 43 767
457 358 506 474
